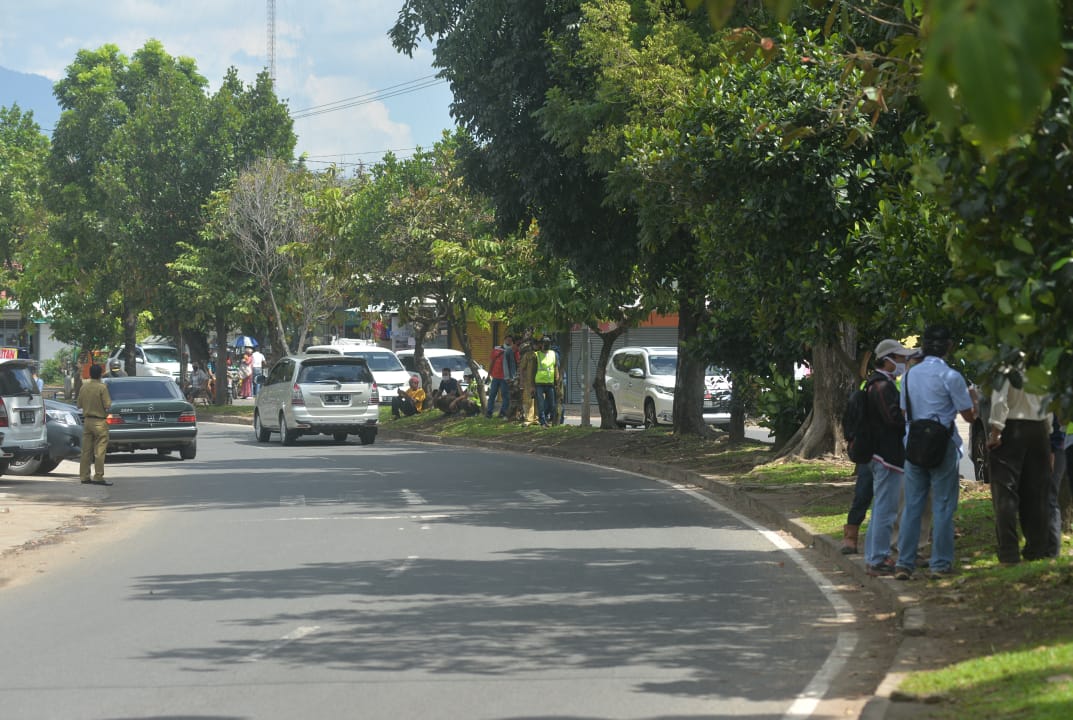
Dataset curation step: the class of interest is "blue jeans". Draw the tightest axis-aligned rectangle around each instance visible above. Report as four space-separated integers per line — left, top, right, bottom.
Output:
486 378 510 417
535 384 556 425
865 460 902 566
898 439 960 572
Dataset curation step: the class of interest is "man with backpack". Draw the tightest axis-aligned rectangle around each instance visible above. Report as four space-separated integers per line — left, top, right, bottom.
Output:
848 338 914 576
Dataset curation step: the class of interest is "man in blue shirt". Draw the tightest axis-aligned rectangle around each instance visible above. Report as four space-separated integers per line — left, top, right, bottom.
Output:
895 325 978 580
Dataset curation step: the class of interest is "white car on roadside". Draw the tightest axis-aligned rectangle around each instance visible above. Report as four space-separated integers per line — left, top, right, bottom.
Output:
605 347 732 428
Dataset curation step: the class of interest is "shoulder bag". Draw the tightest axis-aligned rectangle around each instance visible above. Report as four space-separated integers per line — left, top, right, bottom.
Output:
904 369 954 468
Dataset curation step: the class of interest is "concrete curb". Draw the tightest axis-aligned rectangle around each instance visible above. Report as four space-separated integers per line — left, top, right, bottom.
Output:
378 426 927 718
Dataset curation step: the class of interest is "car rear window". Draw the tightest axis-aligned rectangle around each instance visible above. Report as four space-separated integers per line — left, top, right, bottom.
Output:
297 363 372 384
0 365 36 395
107 379 183 401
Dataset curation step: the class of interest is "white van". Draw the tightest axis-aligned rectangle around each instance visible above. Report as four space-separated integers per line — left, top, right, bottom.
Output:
304 340 411 398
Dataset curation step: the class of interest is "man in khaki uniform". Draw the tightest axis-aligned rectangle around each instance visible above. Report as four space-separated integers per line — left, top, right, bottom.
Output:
77 363 112 485
516 328 538 426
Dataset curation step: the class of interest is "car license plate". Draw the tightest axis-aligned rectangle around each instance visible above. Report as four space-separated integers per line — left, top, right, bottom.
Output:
19 410 34 424
324 394 350 405
140 413 167 423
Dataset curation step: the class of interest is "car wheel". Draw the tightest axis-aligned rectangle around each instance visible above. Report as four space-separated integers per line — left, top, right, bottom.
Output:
608 395 626 429
179 441 197 460
254 411 271 443
0 459 8 476
332 432 348 443
37 457 61 475
7 455 44 475
358 429 376 445
280 414 298 446
644 399 658 428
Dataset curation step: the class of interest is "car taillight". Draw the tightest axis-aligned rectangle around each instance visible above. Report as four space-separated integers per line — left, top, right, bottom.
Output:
106 414 125 425
371 382 379 405
291 382 305 405
178 412 196 423
0 397 7 427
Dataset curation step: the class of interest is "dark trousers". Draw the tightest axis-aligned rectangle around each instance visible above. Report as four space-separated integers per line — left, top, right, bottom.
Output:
990 419 1052 563
391 395 417 418
536 384 556 426
846 461 875 526
1044 446 1066 557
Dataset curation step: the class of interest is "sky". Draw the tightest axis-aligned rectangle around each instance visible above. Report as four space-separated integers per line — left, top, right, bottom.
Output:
0 0 457 173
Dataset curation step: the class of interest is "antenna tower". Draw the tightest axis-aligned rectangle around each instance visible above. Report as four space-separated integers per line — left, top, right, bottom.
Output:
266 0 277 85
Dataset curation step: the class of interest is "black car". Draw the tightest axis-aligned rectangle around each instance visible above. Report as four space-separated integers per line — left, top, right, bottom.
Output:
102 376 197 459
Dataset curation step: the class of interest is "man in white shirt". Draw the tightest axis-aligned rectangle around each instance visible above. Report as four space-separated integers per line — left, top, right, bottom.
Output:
250 348 266 396
987 372 1051 564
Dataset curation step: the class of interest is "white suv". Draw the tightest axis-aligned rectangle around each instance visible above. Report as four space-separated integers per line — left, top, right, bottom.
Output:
0 358 49 474
304 341 410 399
605 347 731 428
253 355 379 446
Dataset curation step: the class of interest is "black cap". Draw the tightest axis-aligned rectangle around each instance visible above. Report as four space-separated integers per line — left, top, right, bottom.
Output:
923 324 952 343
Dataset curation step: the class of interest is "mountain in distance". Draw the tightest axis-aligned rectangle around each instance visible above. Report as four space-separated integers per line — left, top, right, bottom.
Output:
0 66 60 134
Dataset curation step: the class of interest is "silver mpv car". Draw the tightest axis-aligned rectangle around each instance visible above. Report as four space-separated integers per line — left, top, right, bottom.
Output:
253 355 379 446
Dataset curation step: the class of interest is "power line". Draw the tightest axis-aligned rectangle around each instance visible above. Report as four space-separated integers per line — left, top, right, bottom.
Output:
290 75 446 120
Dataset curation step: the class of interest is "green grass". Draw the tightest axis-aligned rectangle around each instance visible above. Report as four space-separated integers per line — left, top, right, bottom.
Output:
900 641 1073 719
196 403 254 419
745 459 855 486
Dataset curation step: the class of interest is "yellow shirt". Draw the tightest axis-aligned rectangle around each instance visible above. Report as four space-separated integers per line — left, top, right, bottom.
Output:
405 387 426 412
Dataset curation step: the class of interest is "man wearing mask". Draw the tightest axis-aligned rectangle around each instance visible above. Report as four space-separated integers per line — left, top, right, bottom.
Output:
486 334 517 419
860 339 913 576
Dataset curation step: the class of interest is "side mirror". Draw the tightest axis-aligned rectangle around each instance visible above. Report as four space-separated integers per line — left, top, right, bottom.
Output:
628 368 645 379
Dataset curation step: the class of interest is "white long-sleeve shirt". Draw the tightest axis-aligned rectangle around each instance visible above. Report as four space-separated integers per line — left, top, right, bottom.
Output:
989 381 1048 431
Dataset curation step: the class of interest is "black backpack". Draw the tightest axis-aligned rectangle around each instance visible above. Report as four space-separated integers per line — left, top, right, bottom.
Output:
843 377 879 463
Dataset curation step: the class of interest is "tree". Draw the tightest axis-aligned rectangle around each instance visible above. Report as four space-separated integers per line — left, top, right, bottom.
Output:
0 104 49 293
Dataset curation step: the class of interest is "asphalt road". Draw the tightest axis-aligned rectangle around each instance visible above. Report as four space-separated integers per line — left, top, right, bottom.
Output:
0 422 857 719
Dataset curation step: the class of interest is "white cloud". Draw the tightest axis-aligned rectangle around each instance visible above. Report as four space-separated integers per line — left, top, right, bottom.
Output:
0 0 455 160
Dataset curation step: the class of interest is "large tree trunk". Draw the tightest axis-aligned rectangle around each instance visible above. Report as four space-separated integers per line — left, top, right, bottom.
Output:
673 286 708 437
590 323 627 429
778 323 857 459
727 369 749 442
121 304 139 375
448 303 486 407
214 311 229 405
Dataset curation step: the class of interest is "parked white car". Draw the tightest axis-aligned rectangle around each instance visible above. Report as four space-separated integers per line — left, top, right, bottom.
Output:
605 347 732 428
396 348 489 391
304 340 411 399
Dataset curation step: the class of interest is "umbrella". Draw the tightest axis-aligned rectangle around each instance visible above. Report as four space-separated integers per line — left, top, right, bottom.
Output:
234 335 259 348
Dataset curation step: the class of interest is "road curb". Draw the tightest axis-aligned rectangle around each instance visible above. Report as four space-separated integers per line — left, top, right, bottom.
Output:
379 426 927 718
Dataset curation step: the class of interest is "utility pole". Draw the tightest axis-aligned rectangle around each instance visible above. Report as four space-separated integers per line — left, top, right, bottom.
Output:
266 0 277 86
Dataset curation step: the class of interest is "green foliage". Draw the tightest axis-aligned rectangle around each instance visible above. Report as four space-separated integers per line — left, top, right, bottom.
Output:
754 371 813 449
0 104 50 291
39 356 66 385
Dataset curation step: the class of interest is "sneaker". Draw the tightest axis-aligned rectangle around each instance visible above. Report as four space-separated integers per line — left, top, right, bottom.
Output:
927 568 955 580
866 560 896 577
893 566 913 580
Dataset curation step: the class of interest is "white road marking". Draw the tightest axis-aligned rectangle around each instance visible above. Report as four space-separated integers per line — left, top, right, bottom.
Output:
400 488 426 505
649 477 858 720
279 495 306 506
518 489 564 505
388 555 419 577
241 625 319 663
241 514 452 522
